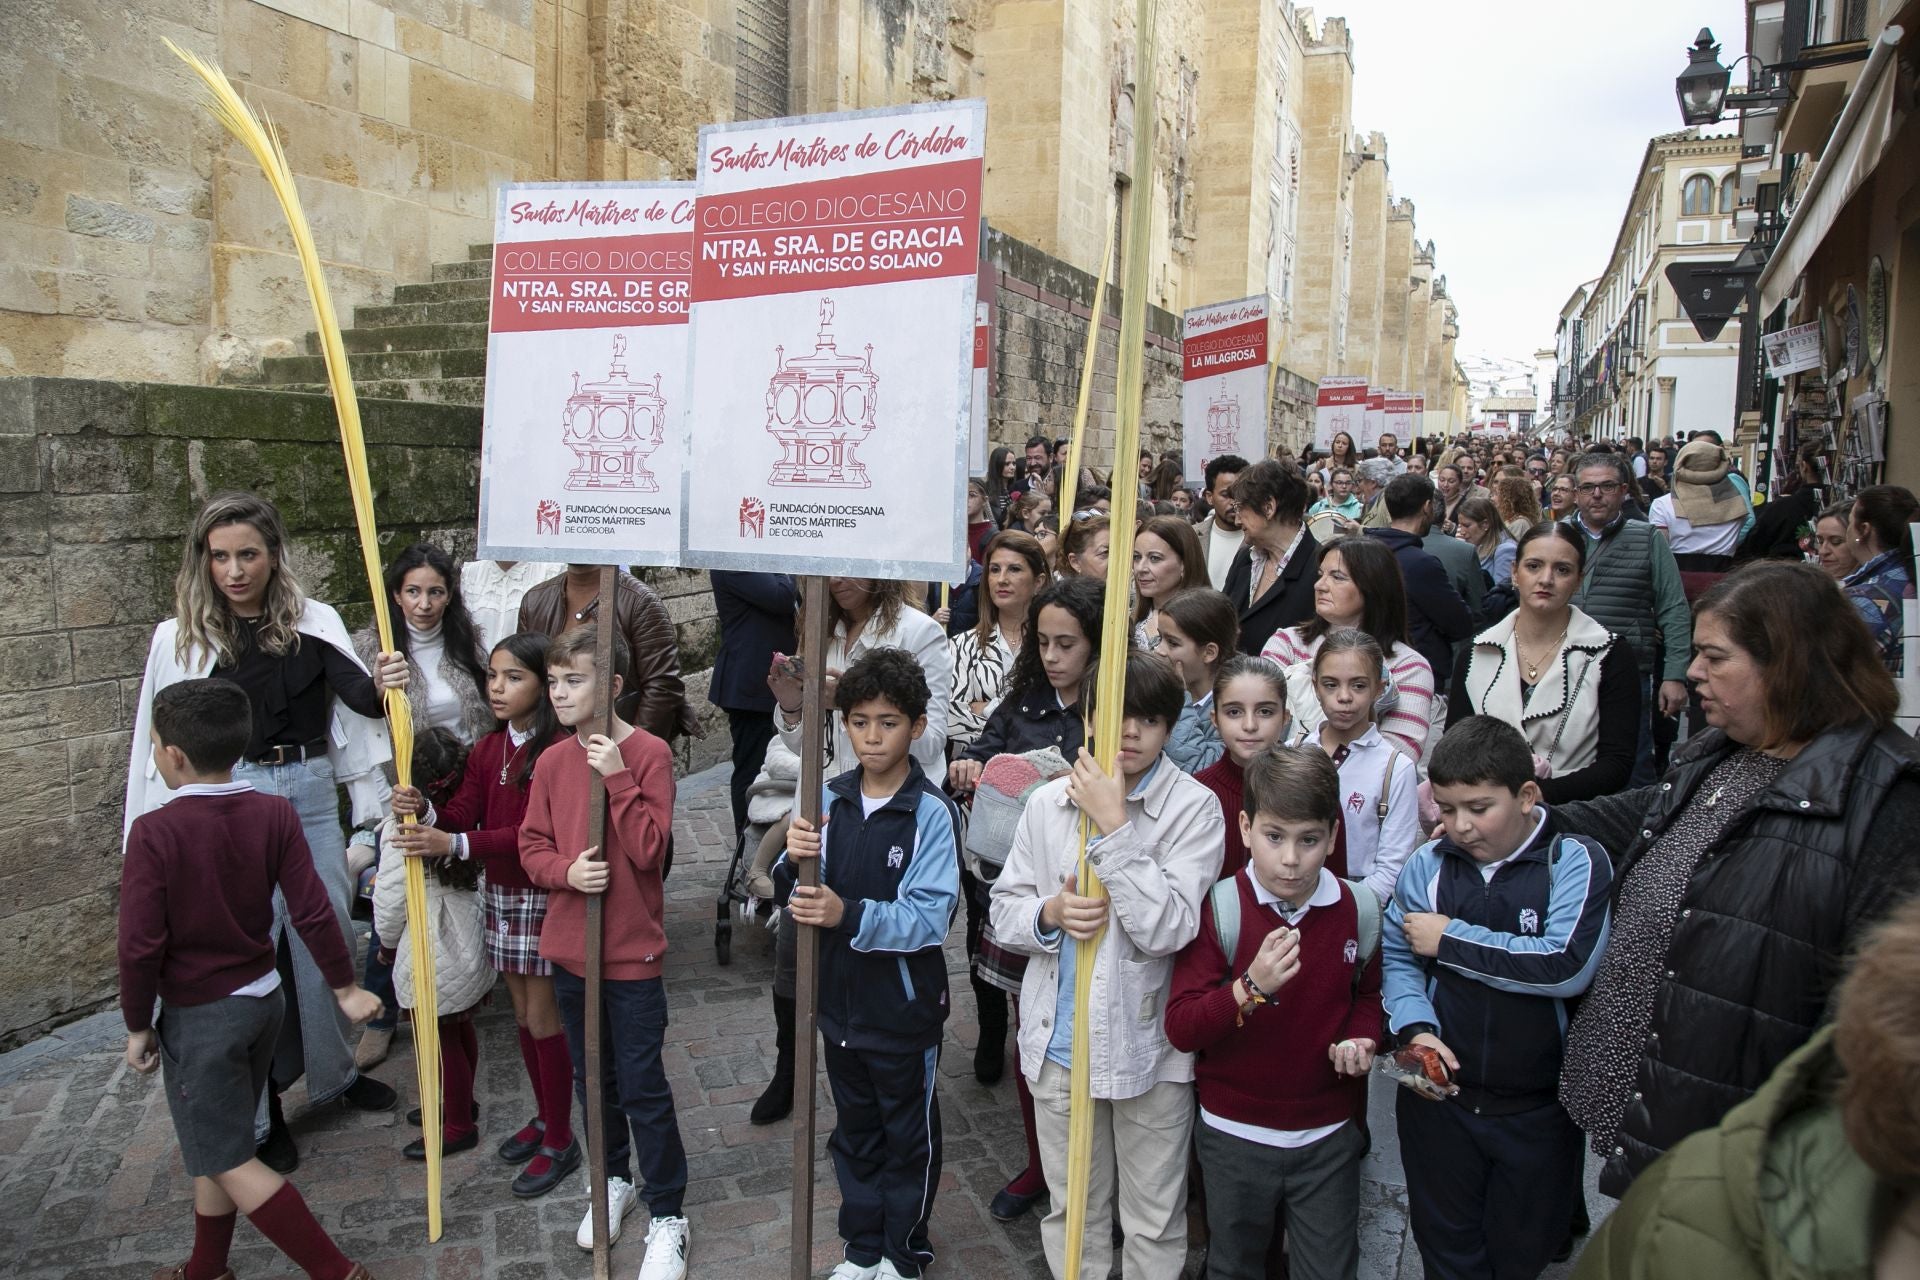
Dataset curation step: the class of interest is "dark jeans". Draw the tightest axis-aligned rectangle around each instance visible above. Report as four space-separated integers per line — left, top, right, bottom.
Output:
553 969 689 1217
362 921 396 1032
1194 1115 1362 1280
1630 672 1658 788
1397 1094 1581 1280
725 708 777 838
822 1040 942 1277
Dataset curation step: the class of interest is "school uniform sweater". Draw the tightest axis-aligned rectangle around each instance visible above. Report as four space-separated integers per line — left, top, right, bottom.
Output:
1165 867 1383 1131
119 785 355 1031
519 729 675 980
1194 755 1249 879
435 726 557 890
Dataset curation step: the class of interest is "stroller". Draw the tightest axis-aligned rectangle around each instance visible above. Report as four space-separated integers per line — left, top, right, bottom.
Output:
713 732 799 965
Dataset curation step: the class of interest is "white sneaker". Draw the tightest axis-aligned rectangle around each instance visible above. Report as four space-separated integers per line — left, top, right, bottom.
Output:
637 1214 690 1280
826 1262 879 1280
876 1261 920 1279
575 1177 639 1250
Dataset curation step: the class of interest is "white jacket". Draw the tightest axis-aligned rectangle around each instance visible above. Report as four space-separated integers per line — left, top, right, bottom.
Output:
124 601 394 841
774 606 953 791
1461 607 1614 777
371 817 490 1016
988 757 1223 1100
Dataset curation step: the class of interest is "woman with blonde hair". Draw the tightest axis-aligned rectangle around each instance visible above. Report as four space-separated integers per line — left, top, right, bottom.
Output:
126 490 411 1172
1454 495 1516 588
1492 474 1541 541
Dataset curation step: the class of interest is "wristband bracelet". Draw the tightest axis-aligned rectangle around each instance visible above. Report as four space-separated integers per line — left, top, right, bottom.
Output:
1239 969 1272 1005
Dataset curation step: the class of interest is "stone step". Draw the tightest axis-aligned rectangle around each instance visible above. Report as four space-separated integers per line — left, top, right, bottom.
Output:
261 346 488 384
393 278 491 304
307 322 489 355
352 297 491 328
276 377 487 406
430 258 491 282
468 242 493 261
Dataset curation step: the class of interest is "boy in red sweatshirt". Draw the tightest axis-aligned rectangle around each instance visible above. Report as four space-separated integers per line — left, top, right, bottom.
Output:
1165 745 1382 1280
120 678 384 1280
518 626 690 1280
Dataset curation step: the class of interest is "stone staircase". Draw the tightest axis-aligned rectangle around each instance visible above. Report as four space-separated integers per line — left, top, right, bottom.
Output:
246 243 495 406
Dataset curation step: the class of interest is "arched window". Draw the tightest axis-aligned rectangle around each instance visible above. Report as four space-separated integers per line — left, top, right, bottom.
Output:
1720 173 1737 213
1682 174 1714 216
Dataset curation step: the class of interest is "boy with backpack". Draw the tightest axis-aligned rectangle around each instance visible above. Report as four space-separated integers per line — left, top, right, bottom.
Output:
774 647 962 1280
1384 716 1612 1279
1166 745 1383 1280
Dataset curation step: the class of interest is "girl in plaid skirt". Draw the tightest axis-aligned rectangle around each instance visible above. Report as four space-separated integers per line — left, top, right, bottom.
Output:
389 631 577 1198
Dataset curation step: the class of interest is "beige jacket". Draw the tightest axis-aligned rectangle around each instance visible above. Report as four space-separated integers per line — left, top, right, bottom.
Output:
1461 606 1615 776
988 758 1224 1100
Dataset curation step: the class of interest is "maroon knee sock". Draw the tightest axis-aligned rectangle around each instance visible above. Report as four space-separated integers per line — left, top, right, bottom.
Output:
535 1032 575 1150
1007 1040 1047 1197
440 1017 476 1140
512 1025 545 1144
245 1182 354 1280
457 1014 478 1067
186 1209 235 1280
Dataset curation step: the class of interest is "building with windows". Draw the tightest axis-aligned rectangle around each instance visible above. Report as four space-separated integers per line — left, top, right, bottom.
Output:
1558 129 1746 444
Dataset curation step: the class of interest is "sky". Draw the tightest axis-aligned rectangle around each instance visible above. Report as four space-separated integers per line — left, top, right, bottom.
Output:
1343 0 1748 365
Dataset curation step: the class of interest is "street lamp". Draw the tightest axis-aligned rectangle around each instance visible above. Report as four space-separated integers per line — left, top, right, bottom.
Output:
1676 28 1732 125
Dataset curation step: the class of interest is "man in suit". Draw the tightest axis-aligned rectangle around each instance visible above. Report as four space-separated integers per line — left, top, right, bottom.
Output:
1367 475 1475 694
708 570 799 837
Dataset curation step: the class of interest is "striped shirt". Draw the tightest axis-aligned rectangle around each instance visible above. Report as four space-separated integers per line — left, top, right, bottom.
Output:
1259 627 1437 763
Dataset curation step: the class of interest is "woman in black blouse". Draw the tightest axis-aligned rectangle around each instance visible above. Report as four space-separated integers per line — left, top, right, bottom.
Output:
127 491 409 1173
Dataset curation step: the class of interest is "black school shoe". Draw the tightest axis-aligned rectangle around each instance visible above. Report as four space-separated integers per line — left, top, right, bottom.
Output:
342 1074 397 1112
498 1120 545 1163
257 1092 298 1175
407 1101 480 1126
403 1128 480 1161
510 1140 582 1199
988 1183 1046 1222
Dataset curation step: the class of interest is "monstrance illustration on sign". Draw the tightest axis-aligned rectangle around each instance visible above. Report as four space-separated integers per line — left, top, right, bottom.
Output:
562 333 669 493
765 297 878 489
1207 393 1241 454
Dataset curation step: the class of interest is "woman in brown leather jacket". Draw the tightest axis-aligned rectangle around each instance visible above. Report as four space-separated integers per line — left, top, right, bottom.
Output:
515 564 699 742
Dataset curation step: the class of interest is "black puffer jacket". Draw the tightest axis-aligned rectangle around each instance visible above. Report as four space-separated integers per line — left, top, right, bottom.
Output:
1556 720 1920 1196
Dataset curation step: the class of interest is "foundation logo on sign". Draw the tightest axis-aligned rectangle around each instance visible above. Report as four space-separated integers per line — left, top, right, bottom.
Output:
563 334 668 493
765 297 878 489
535 499 563 535
1206 392 1241 454
738 497 767 538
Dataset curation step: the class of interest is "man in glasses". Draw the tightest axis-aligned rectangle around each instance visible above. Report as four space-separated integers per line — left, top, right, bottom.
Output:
1565 453 1691 786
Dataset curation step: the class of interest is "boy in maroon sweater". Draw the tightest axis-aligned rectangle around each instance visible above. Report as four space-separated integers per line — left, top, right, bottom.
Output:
119 678 383 1280
518 627 690 1280
1166 746 1381 1280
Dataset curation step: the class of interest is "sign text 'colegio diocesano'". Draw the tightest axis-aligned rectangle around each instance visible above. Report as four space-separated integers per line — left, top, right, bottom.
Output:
691 159 981 301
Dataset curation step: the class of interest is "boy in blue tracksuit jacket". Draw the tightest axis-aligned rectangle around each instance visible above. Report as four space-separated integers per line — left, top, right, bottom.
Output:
1384 717 1612 1280
775 647 961 1280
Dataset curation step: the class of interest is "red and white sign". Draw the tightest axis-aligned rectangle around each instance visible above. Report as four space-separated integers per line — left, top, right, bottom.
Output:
477 182 693 566
1314 376 1371 453
1413 394 1426 442
1180 296 1268 484
971 298 990 475
1382 391 1416 448
1363 386 1387 450
681 101 986 579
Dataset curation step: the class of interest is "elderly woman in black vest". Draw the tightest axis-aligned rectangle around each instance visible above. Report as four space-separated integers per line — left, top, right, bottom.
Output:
1554 561 1920 1197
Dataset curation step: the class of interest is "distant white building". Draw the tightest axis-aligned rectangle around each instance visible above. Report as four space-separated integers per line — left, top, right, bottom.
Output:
1558 129 1744 444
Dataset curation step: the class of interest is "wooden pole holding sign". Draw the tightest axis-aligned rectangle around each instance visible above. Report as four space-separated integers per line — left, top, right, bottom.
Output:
583 564 617 1280
789 575 833 1280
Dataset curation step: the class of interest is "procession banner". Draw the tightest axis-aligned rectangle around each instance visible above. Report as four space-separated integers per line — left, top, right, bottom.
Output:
1313 375 1370 452
680 99 986 579
1383 390 1416 447
971 298 990 475
476 181 692 565
1362 385 1386 450
1180 295 1269 484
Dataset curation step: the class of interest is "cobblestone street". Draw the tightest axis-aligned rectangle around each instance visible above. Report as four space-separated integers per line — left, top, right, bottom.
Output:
0 765 1603 1278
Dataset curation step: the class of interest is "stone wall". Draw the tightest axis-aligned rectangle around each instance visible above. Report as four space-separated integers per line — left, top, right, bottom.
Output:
982 226 1313 464
0 375 727 1048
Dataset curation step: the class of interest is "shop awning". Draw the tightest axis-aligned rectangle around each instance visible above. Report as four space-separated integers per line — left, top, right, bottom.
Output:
1758 25 1905 314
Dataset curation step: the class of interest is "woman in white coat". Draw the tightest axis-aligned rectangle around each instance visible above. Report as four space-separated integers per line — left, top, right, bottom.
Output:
125 491 409 1173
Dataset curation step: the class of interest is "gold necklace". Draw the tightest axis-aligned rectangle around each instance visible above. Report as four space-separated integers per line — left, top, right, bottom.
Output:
1517 625 1569 683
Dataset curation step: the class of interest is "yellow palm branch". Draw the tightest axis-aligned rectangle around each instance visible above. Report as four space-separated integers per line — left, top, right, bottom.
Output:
164 38 444 1241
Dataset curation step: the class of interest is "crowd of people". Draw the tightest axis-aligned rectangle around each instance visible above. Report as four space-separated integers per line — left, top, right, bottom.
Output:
115 419 1920 1280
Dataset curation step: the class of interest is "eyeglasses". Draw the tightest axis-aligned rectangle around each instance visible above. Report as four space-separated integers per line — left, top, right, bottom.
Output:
1574 482 1623 497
